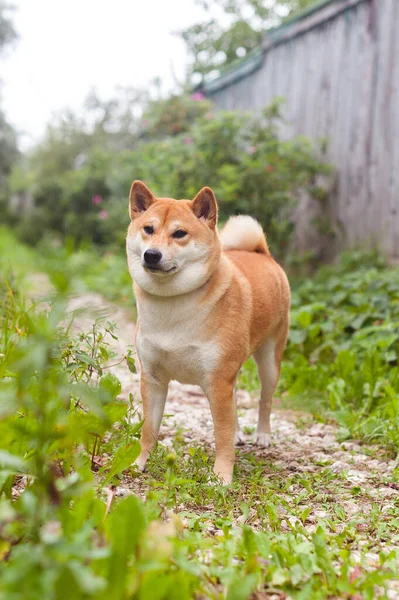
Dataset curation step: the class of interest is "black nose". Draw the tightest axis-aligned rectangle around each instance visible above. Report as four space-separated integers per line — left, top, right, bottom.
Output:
144 249 162 265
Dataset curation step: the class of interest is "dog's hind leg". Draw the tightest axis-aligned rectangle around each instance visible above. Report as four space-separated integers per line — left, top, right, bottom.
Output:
253 336 284 448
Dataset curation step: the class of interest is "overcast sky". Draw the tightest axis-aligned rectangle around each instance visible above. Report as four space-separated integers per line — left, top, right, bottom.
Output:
2 0 205 148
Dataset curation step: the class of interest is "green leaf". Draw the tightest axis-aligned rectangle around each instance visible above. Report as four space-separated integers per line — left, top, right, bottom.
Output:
301 506 311 523
99 346 109 362
99 373 122 400
100 440 140 485
297 310 312 328
0 451 26 473
290 563 306 586
105 495 146 598
226 574 257 600
271 568 288 586
289 329 307 344
75 351 98 368
126 355 136 374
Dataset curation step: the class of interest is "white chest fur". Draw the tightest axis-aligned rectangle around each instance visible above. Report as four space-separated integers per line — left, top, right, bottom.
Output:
135 292 220 387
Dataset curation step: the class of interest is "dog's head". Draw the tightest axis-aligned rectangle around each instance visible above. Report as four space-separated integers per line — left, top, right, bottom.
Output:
126 181 220 296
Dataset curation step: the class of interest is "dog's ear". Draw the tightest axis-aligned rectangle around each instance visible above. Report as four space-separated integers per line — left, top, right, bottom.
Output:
129 181 155 219
191 187 218 229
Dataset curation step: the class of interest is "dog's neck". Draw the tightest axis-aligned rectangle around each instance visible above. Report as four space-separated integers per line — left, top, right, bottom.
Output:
134 250 233 311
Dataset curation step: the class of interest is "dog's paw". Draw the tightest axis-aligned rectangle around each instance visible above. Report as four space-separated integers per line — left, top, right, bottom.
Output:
213 461 233 486
213 471 233 486
135 453 148 472
254 432 271 448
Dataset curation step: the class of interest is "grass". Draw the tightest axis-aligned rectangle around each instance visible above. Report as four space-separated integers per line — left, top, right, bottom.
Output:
0 227 134 310
1 229 399 599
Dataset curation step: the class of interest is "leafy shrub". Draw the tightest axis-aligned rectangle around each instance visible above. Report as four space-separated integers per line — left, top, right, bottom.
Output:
9 99 331 260
0 271 146 598
285 253 399 444
239 251 399 448
141 93 212 138
108 100 331 257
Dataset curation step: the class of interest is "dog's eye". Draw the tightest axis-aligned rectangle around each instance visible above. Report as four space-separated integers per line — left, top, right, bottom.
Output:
144 226 154 235
172 230 187 239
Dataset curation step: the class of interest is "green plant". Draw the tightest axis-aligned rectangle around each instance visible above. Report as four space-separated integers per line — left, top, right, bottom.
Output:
2 235 399 599
8 98 331 260
111 99 331 259
238 251 399 449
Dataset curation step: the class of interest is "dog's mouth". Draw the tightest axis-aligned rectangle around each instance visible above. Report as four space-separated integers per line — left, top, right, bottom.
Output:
144 264 178 275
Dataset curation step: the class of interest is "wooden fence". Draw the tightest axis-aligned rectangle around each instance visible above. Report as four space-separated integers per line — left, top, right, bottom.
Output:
201 0 399 258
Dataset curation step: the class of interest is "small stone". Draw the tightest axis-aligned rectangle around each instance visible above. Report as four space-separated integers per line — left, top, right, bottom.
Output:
330 460 349 473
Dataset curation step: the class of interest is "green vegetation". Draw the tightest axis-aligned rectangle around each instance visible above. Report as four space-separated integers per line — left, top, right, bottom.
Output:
240 251 399 450
0 228 133 310
2 2 398 595
6 98 330 262
1 231 399 599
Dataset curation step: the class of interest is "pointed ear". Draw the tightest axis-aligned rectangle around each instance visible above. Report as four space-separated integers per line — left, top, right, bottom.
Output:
191 187 218 229
129 181 155 219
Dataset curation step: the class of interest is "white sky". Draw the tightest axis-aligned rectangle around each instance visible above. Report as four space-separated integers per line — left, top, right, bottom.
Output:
1 0 205 148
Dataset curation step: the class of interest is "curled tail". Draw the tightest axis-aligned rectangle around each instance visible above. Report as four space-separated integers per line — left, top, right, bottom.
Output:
220 215 270 255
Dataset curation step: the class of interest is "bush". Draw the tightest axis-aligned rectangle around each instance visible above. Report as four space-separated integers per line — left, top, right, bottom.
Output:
9 98 331 260
107 100 331 257
141 93 212 138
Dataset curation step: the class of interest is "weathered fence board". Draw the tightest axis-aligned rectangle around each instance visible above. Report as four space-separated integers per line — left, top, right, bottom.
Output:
202 0 399 258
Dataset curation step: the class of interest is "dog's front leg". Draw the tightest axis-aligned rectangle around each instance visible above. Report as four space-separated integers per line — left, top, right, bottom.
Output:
135 372 168 471
208 380 236 485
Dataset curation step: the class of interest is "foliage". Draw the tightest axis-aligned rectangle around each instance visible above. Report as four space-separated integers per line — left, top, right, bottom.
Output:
141 93 212 138
0 110 18 193
6 93 209 246
7 98 330 260
179 0 319 84
240 251 399 448
0 227 134 314
0 257 142 598
2 235 399 599
115 100 330 257
41 238 135 308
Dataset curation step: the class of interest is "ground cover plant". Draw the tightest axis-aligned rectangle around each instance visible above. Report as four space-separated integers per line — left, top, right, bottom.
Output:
1 231 399 599
240 251 399 449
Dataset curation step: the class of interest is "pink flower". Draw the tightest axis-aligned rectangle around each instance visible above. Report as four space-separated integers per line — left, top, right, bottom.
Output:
184 137 193 145
191 92 205 101
205 112 213 120
92 195 103 205
99 210 109 220
248 146 256 155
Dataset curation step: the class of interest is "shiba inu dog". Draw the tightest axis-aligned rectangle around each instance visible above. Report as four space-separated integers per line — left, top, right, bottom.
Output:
126 181 290 484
